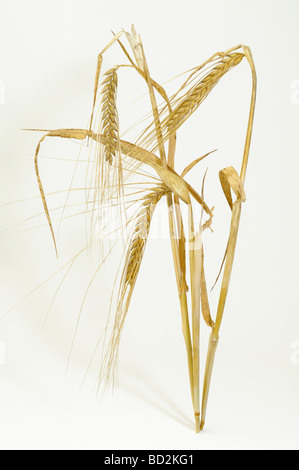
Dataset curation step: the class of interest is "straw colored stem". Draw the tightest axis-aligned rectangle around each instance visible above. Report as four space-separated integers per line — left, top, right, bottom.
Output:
167 192 194 407
192 243 202 433
214 202 242 337
193 245 202 433
200 202 241 429
179 290 195 408
240 45 257 184
200 328 219 431
140 42 167 166
200 45 256 431
140 33 194 411
167 130 195 413
188 206 202 432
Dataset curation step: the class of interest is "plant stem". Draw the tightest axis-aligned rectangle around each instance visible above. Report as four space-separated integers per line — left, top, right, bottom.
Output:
200 201 242 429
200 328 219 430
200 45 256 431
179 291 195 408
188 206 202 432
167 193 195 408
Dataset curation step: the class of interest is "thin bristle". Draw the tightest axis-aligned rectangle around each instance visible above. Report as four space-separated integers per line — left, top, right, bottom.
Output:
162 53 244 139
125 187 167 285
102 185 168 384
138 53 244 152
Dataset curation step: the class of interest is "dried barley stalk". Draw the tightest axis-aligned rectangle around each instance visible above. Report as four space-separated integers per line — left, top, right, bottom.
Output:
32 27 256 433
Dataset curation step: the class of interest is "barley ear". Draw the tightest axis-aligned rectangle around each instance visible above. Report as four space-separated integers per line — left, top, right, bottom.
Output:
100 67 120 165
102 186 168 384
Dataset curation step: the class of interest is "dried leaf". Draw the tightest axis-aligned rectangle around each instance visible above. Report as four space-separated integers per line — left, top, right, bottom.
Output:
125 25 144 71
181 150 217 178
219 166 246 210
201 249 214 328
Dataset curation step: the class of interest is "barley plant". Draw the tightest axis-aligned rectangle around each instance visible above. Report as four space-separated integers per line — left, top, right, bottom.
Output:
31 26 257 432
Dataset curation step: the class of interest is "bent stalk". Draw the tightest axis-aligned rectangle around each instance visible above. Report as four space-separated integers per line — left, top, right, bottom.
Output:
31 30 257 433
200 45 257 430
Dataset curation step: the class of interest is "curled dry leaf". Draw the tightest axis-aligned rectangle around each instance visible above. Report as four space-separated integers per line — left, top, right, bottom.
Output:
219 166 246 210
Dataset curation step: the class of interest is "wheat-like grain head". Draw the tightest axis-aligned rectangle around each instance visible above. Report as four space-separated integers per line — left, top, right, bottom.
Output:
87 65 124 243
101 185 168 385
139 52 245 153
101 67 120 164
163 53 244 137
125 186 168 285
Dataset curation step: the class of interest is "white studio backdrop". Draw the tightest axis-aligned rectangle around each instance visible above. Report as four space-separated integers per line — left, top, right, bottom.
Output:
0 0 299 450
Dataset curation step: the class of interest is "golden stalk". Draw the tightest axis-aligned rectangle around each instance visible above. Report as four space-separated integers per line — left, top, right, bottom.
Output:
200 45 257 430
31 29 256 433
190 227 203 433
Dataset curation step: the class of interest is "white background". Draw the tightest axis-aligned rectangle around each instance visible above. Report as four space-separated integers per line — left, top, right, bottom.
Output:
0 0 299 451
